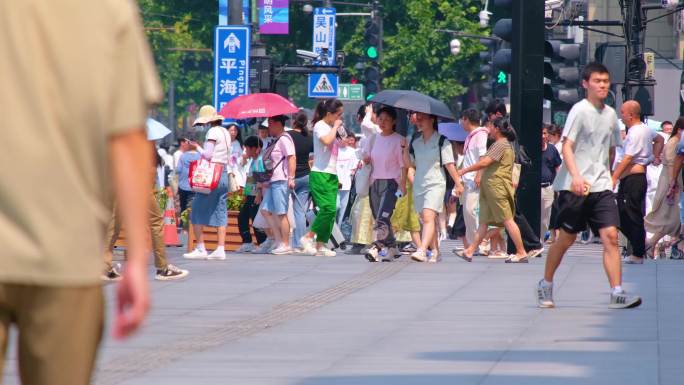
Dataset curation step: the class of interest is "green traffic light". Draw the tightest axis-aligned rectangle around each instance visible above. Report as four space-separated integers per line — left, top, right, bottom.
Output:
366 46 378 59
496 71 507 84
366 93 375 101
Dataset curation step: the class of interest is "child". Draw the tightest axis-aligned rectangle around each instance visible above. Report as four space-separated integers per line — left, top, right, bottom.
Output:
235 136 268 252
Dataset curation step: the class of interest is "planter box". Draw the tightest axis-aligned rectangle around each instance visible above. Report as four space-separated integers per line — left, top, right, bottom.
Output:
187 211 245 252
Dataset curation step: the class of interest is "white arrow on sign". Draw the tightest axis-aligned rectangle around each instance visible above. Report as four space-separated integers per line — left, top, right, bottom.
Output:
224 33 241 53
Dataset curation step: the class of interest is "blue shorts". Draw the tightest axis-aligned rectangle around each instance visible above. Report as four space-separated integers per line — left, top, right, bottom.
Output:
262 180 290 215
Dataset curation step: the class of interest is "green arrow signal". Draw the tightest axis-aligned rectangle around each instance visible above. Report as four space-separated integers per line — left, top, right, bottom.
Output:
496 71 507 84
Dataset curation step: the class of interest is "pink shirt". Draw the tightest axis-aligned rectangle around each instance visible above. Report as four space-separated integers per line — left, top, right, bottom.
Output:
365 132 405 181
268 133 296 182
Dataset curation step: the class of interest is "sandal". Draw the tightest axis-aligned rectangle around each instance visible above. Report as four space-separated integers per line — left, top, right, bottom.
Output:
504 254 529 263
453 249 473 262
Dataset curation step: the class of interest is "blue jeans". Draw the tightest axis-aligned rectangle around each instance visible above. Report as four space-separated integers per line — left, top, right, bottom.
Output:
292 175 310 248
336 190 351 224
262 180 289 215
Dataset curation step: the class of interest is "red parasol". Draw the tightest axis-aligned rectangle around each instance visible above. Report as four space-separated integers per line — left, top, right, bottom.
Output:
218 93 299 119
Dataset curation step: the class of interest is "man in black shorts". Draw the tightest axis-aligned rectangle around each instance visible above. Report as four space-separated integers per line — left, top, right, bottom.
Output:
536 63 642 309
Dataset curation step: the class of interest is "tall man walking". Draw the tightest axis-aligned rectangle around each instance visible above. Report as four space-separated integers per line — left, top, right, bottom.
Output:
612 100 663 264
1 1 161 384
536 63 642 309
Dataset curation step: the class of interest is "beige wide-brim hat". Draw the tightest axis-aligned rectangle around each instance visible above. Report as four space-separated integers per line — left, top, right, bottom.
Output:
193 105 225 126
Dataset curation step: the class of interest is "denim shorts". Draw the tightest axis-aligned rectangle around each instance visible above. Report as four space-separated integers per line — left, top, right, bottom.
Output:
262 180 290 215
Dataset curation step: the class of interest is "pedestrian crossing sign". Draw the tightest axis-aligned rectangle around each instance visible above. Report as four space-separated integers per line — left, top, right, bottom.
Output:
308 73 338 98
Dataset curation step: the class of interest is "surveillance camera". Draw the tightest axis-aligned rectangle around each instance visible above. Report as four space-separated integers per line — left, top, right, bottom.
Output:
296 49 320 60
302 4 313 13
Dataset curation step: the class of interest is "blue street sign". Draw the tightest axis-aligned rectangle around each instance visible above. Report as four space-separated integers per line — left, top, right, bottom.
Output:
308 73 338 98
214 26 250 112
308 7 337 98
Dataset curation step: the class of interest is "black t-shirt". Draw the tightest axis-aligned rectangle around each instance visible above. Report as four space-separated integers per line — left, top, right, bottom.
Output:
289 130 314 179
541 144 562 184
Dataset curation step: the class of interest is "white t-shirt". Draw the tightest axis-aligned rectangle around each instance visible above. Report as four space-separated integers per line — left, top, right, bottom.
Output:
462 127 489 188
553 99 622 193
206 125 231 165
620 122 656 166
311 120 337 174
336 146 358 191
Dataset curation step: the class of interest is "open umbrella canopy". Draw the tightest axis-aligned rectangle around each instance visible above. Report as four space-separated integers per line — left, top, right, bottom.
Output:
218 93 299 119
438 122 467 141
370 90 456 120
146 118 171 141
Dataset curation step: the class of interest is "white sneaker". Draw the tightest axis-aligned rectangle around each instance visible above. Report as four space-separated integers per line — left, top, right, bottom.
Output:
183 248 208 260
316 246 336 257
299 236 317 255
271 245 292 255
207 248 226 260
236 243 256 253
254 239 274 254
411 249 427 262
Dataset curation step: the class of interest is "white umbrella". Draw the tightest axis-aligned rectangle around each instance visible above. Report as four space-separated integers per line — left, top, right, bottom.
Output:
146 118 171 141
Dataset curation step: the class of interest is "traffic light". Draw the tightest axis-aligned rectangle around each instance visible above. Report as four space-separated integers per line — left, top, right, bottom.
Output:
363 16 381 100
364 19 380 60
491 0 512 100
364 66 380 101
543 40 581 105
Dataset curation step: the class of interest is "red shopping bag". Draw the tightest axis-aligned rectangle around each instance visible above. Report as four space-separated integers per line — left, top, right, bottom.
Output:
189 159 224 194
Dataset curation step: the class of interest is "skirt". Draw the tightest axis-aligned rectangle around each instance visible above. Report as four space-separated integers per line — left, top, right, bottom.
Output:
190 171 228 227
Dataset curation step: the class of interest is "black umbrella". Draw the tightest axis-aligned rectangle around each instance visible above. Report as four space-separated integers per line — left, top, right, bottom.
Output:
369 90 456 120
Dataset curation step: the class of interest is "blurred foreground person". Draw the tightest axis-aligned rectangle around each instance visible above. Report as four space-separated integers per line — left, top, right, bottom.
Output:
0 1 161 384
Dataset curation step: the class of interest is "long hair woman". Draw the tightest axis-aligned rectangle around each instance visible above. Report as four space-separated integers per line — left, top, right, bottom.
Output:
455 117 528 263
299 98 345 256
362 106 407 262
408 112 464 263
183 105 232 260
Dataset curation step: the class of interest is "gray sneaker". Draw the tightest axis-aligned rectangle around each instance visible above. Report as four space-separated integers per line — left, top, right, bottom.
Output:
609 291 642 309
536 279 554 308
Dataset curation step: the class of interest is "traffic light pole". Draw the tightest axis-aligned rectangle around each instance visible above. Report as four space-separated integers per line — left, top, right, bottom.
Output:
511 0 544 245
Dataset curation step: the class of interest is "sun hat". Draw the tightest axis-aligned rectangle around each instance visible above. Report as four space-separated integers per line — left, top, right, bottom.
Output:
193 105 224 126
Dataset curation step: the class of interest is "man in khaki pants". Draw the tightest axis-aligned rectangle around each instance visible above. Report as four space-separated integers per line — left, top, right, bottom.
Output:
1 1 162 384
540 124 562 241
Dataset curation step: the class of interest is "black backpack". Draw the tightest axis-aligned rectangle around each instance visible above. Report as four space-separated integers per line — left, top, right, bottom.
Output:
408 133 448 166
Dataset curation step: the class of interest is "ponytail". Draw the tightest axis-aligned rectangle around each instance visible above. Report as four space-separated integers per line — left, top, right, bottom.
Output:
312 98 344 127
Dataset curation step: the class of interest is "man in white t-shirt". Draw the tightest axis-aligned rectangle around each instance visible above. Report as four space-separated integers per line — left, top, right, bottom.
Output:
612 101 663 264
459 108 488 249
537 62 642 310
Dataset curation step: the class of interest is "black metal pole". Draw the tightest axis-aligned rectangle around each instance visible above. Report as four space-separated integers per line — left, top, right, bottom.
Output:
228 0 243 25
510 0 544 248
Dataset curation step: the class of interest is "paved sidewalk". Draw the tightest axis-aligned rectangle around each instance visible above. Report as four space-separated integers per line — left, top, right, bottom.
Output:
3 241 682 385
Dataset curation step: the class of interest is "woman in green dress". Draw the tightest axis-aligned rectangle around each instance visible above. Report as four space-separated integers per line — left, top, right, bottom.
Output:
454 117 528 263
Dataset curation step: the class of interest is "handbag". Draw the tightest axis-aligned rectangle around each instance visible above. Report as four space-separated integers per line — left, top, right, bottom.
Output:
227 172 239 193
355 134 377 197
188 127 230 194
189 159 224 194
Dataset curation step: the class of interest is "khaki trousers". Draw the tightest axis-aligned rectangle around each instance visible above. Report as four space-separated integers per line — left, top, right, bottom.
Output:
460 185 480 246
0 284 103 385
540 186 555 240
104 192 167 270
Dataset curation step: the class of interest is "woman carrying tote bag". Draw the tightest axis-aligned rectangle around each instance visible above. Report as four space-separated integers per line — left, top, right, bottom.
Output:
183 105 232 261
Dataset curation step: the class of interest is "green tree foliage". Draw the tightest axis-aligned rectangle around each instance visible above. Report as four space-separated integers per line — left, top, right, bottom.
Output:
380 0 487 103
137 0 488 121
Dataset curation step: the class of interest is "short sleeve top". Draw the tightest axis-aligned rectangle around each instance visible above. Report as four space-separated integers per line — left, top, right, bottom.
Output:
410 133 455 191
206 126 231 165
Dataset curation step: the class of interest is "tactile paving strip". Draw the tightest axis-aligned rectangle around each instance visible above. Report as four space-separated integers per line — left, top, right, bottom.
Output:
95 261 409 385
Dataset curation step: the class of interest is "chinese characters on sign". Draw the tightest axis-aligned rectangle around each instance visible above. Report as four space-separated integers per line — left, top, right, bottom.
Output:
214 27 250 111
308 7 338 98
258 0 289 35
312 7 336 65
